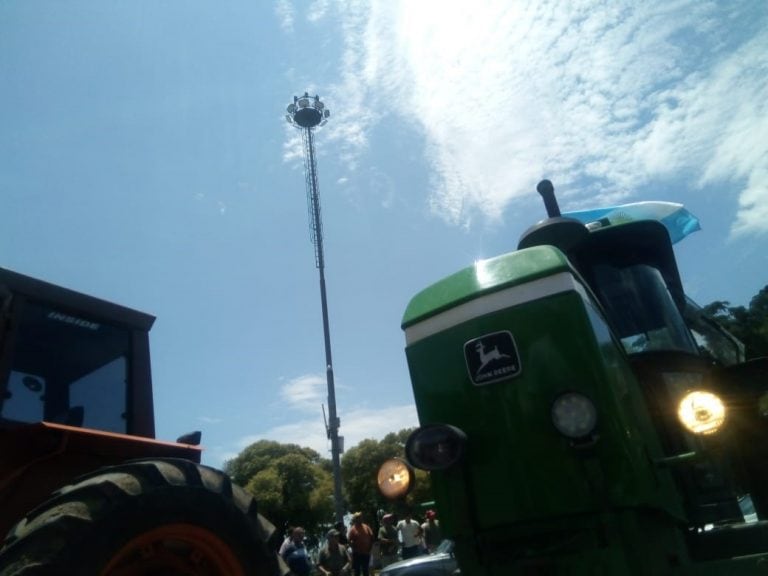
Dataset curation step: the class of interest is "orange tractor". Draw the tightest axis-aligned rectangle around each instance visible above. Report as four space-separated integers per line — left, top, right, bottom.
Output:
0 267 284 575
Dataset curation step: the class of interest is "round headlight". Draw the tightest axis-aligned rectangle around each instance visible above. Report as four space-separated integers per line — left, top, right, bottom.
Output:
377 458 414 500
551 392 597 439
405 424 467 471
677 390 726 435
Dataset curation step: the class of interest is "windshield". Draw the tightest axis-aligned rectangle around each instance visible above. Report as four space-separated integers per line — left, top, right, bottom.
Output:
592 263 698 356
684 298 745 366
1 299 130 433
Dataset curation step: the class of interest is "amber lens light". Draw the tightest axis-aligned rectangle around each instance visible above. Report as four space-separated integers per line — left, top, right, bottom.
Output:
405 424 467 471
677 390 726 435
551 392 597 439
377 458 414 500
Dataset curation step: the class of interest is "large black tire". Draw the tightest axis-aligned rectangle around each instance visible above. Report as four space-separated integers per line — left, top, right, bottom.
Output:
0 458 289 576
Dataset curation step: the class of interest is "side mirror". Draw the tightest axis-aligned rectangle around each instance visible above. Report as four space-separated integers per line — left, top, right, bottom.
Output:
176 430 202 445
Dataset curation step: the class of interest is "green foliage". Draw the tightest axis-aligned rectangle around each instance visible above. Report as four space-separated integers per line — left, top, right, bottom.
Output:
224 439 322 486
246 467 283 512
309 471 335 523
341 428 434 519
703 285 768 359
225 430 437 534
226 440 333 534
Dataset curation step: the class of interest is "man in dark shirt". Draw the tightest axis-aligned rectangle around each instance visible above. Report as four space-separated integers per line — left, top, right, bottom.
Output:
335 521 349 545
318 529 351 576
281 526 312 576
421 510 442 553
378 514 399 567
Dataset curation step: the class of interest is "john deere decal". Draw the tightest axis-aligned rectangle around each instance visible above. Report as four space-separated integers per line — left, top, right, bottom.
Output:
464 330 521 385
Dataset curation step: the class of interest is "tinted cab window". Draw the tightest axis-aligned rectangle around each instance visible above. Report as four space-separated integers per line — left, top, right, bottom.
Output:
1 299 130 433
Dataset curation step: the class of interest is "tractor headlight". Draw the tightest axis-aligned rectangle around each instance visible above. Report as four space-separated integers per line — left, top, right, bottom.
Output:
405 424 467 471
377 458 415 500
551 392 597 439
677 390 726 435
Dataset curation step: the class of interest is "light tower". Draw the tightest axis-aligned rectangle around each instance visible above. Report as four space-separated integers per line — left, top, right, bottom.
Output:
285 92 344 523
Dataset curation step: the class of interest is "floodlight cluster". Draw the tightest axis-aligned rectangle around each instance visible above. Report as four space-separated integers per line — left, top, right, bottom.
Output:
285 92 330 128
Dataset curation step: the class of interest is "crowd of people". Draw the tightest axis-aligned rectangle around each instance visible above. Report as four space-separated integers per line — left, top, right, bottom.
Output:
279 509 442 575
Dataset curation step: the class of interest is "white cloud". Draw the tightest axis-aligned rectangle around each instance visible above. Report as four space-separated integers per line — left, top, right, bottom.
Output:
202 374 418 469
197 416 222 424
275 0 294 32
326 0 768 233
308 0 331 22
230 403 419 459
731 165 768 237
282 130 304 164
272 373 419 456
337 404 419 446
280 373 327 412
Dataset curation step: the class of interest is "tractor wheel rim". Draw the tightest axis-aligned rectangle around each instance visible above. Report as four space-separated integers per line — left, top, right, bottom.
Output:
100 523 246 576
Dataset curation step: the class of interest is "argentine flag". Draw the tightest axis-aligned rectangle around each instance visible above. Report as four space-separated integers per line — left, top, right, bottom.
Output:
562 202 701 244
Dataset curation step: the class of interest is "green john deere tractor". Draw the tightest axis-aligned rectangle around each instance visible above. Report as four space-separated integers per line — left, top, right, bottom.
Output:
378 180 768 575
0 268 285 575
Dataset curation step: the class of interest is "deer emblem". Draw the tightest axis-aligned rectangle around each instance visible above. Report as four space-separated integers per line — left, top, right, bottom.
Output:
475 340 511 375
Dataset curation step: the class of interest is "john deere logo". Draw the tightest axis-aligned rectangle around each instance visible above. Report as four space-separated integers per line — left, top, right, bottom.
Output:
464 331 521 386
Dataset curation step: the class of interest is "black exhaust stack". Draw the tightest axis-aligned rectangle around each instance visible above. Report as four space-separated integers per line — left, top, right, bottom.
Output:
517 179 588 253
536 179 561 217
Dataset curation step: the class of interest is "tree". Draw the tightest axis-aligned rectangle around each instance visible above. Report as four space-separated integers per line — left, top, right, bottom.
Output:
246 468 283 514
702 285 768 360
224 439 324 486
341 429 434 520
223 430 438 535
225 440 334 534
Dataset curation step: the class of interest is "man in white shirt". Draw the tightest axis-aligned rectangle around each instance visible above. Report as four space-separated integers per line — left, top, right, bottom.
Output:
396 511 423 560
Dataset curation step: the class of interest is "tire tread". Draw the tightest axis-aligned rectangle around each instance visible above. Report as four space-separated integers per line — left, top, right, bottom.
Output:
0 458 284 576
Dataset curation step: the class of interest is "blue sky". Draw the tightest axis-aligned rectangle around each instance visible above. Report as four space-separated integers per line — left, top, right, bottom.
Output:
2 1 766 469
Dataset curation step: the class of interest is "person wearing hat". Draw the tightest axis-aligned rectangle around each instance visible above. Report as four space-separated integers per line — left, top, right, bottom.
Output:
421 510 442 553
347 512 374 576
378 513 399 568
318 529 351 576
334 521 349 545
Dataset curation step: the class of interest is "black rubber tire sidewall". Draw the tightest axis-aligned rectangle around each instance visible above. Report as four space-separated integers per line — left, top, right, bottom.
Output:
0 458 283 576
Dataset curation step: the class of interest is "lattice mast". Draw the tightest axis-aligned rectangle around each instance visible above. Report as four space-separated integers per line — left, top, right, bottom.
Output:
285 93 343 523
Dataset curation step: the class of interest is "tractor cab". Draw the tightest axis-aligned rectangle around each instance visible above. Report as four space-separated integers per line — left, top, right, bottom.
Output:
519 180 695 359
0 267 200 539
0 267 155 436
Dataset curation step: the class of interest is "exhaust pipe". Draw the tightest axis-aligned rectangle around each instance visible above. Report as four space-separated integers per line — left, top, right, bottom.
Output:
536 179 561 218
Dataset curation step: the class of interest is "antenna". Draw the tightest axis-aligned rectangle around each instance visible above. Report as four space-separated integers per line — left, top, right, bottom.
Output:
285 93 344 523
322 404 330 439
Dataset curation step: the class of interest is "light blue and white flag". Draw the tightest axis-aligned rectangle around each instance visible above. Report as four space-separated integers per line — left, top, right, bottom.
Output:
562 201 701 244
